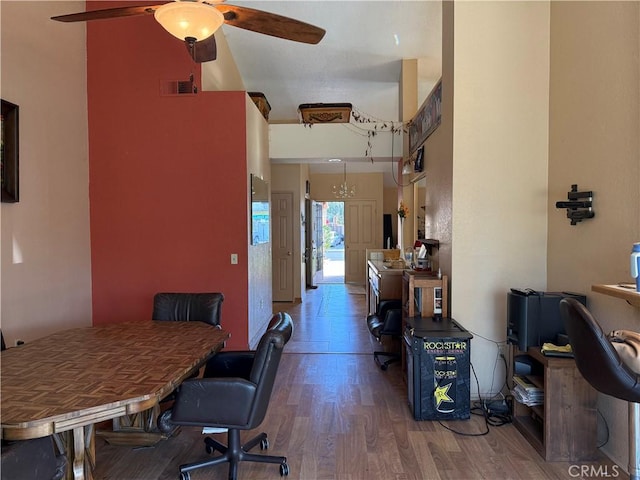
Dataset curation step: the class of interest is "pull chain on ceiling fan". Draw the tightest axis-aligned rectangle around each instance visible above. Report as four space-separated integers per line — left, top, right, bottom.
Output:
51 0 326 64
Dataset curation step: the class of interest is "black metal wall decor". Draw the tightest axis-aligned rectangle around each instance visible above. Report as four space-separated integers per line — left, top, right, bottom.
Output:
555 184 594 225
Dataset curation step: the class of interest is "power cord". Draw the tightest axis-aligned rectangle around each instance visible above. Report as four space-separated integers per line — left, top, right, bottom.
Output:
436 362 512 437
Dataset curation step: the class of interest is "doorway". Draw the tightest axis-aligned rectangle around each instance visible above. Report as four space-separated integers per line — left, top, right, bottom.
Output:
315 202 345 284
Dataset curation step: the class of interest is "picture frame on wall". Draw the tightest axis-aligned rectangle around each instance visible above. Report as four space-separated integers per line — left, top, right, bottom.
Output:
1 99 19 203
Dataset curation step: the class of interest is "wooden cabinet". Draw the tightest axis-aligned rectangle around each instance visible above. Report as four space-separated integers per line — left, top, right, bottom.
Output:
366 260 403 315
512 347 597 462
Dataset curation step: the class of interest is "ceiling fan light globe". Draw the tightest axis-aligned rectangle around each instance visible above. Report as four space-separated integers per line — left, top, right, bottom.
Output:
154 1 224 42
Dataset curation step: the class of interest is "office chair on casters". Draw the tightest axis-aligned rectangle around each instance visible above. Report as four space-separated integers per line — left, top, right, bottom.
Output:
170 312 294 480
560 298 640 480
153 292 225 433
367 299 403 370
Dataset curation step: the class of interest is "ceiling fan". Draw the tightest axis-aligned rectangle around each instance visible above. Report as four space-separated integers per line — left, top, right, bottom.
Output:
51 0 326 63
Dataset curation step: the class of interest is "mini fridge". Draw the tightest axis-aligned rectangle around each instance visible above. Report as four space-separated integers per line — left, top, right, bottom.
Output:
404 316 473 420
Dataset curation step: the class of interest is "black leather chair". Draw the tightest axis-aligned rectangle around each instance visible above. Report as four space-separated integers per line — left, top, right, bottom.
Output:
152 292 224 326
366 300 403 370
1 435 66 480
560 298 640 480
170 312 294 480
153 292 225 432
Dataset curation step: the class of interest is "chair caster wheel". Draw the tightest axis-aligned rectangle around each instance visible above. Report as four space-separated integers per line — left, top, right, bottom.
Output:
380 364 388 371
279 462 289 476
180 472 190 480
205 444 214 454
260 438 269 450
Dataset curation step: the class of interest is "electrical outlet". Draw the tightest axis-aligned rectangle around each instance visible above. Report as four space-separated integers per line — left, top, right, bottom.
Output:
230 253 238 265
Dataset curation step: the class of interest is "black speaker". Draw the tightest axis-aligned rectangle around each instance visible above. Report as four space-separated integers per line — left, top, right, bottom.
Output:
383 214 393 247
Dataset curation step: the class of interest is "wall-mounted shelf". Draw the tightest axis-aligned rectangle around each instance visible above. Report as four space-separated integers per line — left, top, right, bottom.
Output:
592 284 640 307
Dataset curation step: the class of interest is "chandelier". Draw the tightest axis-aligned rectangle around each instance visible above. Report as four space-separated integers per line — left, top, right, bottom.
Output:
333 162 356 199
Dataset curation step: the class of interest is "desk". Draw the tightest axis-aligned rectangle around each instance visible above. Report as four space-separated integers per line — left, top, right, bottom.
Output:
1 321 230 480
366 260 404 315
592 283 640 307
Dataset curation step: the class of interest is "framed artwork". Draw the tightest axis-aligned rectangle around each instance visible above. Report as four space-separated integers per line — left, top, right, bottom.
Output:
1 99 19 203
408 79 442 155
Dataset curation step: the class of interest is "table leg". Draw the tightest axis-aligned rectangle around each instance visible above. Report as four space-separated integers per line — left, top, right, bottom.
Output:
72 426 85 480
58 425 95 480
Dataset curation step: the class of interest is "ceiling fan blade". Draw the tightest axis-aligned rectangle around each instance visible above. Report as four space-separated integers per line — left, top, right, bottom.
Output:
186 35 217 63
215 4 325 45
51 4 164 23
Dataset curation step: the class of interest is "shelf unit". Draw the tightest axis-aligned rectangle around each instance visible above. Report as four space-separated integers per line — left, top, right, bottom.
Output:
511 346 598 462
401 271 448 378
401 271 448 318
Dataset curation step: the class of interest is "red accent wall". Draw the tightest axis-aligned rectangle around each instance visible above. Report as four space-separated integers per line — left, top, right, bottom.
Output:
87 1 249 348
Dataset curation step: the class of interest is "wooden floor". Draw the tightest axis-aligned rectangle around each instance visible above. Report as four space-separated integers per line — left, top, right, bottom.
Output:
94 284 627 480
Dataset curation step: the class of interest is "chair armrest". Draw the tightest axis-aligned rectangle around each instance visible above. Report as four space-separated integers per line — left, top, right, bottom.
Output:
203 351 255 379
171 377 256 427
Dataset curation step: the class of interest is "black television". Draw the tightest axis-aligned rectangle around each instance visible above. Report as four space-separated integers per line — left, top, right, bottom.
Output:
506 289 586 352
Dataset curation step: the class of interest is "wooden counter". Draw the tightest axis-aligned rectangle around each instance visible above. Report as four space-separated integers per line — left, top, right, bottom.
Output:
592 283 640 306
366 260 405 314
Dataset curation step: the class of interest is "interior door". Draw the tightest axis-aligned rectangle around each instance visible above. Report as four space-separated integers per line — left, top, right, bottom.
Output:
272 192 294 302
304 199 318 287
344 200 377 284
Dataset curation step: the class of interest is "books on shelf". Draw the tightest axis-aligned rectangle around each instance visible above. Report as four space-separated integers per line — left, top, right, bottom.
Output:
512 374 544 406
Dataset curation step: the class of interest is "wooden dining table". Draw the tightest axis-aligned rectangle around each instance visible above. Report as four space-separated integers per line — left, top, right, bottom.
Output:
1 320 230 480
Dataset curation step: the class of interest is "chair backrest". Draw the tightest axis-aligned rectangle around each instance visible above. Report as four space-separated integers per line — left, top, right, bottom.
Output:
560 298 640 403
246 312 293 428
152 292 224 326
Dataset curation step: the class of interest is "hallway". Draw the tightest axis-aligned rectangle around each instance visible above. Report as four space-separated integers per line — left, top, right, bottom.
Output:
277 283 374 354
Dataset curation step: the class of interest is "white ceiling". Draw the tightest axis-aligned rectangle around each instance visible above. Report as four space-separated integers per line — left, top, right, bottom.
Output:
218 0 442 179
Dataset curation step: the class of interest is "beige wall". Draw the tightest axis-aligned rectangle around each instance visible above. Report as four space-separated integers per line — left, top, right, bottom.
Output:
450 0 551 394
0 1 91 345
246 97 273 348
548 1 640 468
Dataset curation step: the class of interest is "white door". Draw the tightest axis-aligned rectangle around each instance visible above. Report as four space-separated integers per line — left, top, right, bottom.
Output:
272 192 294 302
345 200 377 284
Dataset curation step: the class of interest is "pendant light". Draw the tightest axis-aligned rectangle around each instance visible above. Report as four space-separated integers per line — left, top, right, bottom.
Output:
333 162 356 199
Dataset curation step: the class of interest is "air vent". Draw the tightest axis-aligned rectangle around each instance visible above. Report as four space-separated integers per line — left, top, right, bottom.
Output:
159 78 197 96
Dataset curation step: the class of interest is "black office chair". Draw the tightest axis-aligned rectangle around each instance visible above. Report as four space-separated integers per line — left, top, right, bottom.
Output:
366 300 403 370
153 292 225 433
560 298 640 480
170 312 294 480
152 292 224 326
1 436 66 480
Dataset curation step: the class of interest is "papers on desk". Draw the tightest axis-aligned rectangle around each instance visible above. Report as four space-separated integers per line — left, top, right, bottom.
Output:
512 375 544 406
